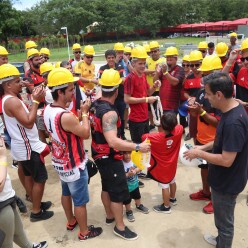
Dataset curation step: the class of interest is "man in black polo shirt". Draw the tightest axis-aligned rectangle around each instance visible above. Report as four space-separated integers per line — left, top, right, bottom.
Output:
184 72 248 247
98 50 126 139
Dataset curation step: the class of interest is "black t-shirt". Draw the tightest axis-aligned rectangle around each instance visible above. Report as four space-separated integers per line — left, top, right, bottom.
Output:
98 63 125 102
208 104 248 195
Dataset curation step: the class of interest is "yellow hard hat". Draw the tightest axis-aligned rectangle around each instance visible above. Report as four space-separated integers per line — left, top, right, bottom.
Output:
55 61 61 68
131 46 148 59
229 32 237 37
27 48 40 59
99 69 122 87
72 43 81 51
40 62 54 76
114 42 124 51
143 44 151 52
40 47 50 56
215 42 228 57
124 46 132 53
149 41 159 49
241 39 248 51
182 55 190 62
189 50 203 62
198 41 208 49
0 46 9 56
83 45 95 55
211 55 223 70
164 46 179 56
74 61 83 75
0 64 20 84
198 56 214 72
25 40 38 50
47 68 79 90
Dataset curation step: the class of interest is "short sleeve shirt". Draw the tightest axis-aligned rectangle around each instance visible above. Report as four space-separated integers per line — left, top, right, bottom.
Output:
208 104 248 194
124 72 150 122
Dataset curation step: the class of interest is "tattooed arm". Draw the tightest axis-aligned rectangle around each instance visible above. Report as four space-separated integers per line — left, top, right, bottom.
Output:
102 111 151 152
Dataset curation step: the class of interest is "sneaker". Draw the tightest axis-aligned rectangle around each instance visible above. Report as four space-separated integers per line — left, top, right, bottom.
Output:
40 201 52 211
113 226 138 240
15 196 27 213
149 124 155 131
137 172 147 179
203 201 214 214
184 133 191 141
66 218 78 231
105 217 115 225
30 210 54 222
138 181 144 188
32 241 48 248
11 160 18 169
170 198 177 206
126 210 135 222
153 204 171 214
203 234 217 246
136 204 149 214
78 225 103 241
189 190 211 201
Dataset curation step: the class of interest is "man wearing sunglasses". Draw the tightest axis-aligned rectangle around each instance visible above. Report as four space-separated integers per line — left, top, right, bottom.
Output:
198 41 208 58
70 43 82 70
75 45 98 92
40 48 50 64
146 41 166 130
223 39 248 113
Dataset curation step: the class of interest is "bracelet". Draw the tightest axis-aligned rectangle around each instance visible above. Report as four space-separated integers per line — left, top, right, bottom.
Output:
163 71 168 75
200 110 206 117
145 97 148 103
226 61 233 66
82 114 88 118
33 100 40 105
0 161 8 167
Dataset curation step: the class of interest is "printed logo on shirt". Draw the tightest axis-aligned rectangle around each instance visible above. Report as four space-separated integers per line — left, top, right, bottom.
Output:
166 139 173 148
241 77 245 81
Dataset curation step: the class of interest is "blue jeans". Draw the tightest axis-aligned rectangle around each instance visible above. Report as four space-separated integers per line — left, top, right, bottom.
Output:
212 188 237 248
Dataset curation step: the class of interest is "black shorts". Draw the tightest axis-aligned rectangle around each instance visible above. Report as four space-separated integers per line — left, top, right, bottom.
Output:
148 91 159 111
123 187 141 205
129 120 149 143
95 157 129 203
20 151 48 183
195 139 211 169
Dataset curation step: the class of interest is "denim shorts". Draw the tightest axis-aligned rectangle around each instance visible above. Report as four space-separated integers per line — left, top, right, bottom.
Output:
61 168 89 207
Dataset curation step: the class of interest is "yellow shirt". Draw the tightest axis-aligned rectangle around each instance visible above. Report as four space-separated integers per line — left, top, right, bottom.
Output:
146 57 166 91
80 61 95 90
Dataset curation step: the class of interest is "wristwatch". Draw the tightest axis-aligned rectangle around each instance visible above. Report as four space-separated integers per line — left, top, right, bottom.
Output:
135 144 140 152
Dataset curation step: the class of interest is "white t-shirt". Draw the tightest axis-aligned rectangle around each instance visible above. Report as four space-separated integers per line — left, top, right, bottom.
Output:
0 174 15 202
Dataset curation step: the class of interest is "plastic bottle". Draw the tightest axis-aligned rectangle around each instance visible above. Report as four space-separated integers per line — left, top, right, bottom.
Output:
141 139 151 168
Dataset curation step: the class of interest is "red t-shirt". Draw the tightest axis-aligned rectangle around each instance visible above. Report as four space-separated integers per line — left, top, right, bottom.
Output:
142 125 183 183
124 71 149 122
184 72 202 97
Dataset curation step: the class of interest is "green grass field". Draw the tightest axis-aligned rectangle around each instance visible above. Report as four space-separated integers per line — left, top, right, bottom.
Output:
8 37 205 63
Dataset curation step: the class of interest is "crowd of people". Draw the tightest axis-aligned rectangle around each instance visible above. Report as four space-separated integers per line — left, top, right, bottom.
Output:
0 31 247 248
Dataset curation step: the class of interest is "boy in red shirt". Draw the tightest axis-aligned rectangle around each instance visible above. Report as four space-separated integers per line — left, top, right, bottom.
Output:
142 112 183 213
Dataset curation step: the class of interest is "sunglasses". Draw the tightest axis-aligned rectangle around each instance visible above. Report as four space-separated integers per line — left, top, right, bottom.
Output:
86 55 93 59
44 57 49 60
74 51 81 54
240 57 248 62
182 63 190 67
199 50 206 54
190 64 201 68
124 53 131 56
151 49 159 54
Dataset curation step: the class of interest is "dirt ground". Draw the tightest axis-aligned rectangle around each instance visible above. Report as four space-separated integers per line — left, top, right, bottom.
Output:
8 129 248 248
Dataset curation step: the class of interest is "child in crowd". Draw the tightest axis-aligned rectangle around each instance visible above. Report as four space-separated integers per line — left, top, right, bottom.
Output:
122 151 149 222
142 112 183 214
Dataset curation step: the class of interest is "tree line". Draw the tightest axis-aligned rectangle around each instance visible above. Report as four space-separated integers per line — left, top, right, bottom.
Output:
1 0 248 48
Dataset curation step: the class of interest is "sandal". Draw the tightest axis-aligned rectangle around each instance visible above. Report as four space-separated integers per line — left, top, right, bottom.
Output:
66 217 78 231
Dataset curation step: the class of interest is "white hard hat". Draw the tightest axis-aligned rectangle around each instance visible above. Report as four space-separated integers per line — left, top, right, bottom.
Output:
179 143 207 167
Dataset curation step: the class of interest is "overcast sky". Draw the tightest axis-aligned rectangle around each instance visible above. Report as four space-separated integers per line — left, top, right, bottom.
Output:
13 0 40 10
